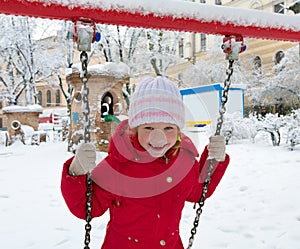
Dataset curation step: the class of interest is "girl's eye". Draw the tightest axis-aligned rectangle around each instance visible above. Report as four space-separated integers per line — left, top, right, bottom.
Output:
144 126 154 131
164 126 174 131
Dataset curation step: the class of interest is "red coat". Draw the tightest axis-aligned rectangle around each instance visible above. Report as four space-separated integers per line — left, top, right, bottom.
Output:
61 120 229 249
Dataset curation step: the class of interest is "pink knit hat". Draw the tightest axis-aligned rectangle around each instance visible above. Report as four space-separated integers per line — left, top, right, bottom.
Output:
128 76 185 129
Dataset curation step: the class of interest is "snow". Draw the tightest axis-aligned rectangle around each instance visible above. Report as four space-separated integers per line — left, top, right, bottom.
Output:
28 0 300 31
2 104 43 113
39 108 68 118
67 62 130 78
1 129 299 249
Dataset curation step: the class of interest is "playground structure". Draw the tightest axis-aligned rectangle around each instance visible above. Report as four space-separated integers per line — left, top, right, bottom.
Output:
181 83 246 128
2 105 43 145
67 64 128 152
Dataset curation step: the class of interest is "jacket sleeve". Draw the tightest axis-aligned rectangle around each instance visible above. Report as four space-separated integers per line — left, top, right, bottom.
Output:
61 157 114 220
187 146 230 202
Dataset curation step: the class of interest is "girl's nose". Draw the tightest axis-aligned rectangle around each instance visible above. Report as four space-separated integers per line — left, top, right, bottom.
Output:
149 129 167 147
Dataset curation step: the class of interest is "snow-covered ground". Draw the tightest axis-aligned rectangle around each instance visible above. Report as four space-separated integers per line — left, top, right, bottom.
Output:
0 129 299 249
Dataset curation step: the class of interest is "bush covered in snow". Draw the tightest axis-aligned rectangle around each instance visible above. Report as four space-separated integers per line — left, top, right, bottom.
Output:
221 110 300 150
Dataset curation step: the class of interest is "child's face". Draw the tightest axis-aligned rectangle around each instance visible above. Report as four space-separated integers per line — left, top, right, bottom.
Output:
136 122 179 158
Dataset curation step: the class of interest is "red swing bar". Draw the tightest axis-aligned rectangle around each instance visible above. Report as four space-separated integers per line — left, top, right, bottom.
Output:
0 0 299 42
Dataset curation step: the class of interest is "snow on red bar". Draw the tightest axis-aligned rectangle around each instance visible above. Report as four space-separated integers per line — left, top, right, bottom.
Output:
0 0 299 42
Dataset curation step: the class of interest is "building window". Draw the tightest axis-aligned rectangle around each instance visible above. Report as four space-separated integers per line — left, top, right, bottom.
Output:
55 89 60 106
165 45 170 53
200 34 206 51
274 2 284 14
179 38 184 58
253 55 262 76
274 50 285 65
101 92 114 118
200 0 206 3
74 92 82 102
38 91 42 106
274 50 285 73
215 0 222 5
46 90 51 107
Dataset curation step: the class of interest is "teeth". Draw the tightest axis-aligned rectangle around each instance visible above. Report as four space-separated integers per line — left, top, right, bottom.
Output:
150 144 166 149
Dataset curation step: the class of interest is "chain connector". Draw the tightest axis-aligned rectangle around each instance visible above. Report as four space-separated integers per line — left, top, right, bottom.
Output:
73 18 101 52
221 34 246 61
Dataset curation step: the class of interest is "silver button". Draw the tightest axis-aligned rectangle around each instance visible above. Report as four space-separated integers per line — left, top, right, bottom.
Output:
166 176 173 183
134 239 139 243
160 240 166 246
128 237 131 240
116 201 121 206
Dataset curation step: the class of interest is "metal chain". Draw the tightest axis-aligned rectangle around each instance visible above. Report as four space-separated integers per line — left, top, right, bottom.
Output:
84 173 93 249
81 51 91 143
80 51 93 249
186 59 234 249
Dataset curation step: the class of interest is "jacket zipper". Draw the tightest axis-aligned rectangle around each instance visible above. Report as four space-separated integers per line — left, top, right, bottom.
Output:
163 155 169 165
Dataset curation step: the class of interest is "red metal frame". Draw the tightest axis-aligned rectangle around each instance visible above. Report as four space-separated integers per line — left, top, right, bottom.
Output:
0 0 299 42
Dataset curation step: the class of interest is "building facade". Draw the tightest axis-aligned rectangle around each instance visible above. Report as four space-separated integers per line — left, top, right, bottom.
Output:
166 0 298 82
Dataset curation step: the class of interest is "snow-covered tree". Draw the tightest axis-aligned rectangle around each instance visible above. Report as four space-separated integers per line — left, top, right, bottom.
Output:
256 113 285 146
283 109 300 150
94 24 182 77
221 112 258 144
95 25 143 65
247 46 300 115
146 29 181 76
0 15 66 106
184 36 252 87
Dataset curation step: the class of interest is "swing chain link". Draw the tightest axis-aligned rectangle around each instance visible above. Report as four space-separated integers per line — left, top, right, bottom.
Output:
80 50 93 249
81 51 91 143
186 59 234 249
215 59 234 136
84 172 93 249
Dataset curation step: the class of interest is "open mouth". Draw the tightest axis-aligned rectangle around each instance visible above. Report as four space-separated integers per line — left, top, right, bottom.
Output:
149 143 167 151
148 143 168 156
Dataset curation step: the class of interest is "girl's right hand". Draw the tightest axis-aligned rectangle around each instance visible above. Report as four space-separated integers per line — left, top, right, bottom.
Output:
69 143 96 176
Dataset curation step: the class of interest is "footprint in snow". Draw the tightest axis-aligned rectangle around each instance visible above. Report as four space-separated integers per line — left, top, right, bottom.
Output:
239 186 248 192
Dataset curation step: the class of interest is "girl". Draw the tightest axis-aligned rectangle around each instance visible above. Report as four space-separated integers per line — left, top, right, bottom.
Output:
61 76 229 249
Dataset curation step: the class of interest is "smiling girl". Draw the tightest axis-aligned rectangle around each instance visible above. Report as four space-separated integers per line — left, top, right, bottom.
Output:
61 76 230 249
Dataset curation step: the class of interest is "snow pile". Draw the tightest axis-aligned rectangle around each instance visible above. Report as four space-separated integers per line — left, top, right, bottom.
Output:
67 62 130 78
0 129 300 249
2 104 43 113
